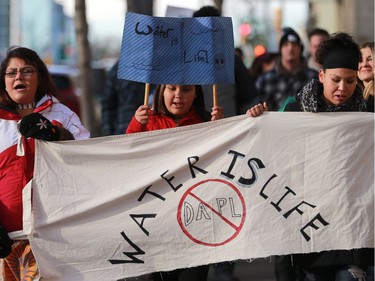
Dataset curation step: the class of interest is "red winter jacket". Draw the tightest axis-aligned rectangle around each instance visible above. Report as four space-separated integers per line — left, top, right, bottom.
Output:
126 108 204 134
0 95 90 232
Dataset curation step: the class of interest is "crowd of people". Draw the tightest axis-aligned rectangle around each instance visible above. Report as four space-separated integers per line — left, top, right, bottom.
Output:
0 4 373 281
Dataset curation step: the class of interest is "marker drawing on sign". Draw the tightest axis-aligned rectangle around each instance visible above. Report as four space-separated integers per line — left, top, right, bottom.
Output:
118 12 235 85
177 179 246 247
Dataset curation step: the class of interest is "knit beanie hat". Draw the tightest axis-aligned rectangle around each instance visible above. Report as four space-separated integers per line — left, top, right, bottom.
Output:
279 27 304 53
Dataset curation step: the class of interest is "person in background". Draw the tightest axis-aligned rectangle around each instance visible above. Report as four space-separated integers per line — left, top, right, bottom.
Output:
0 46 90 280
100 60 145 136
193 6 259 116
307 28 330 71
247 32 374 280
193 6 252 279
235 47 245 63
126 84 223 281
192 7 242 281
357 41 374 112
255 27 318 111
249 52 278 82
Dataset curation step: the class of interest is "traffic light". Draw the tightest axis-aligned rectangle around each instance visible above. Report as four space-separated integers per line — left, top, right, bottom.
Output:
254 45 266 57
239 22 252 43
240 22 252 37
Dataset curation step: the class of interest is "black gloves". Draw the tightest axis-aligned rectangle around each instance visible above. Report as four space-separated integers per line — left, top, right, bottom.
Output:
0 226 12 258
19 113 60 141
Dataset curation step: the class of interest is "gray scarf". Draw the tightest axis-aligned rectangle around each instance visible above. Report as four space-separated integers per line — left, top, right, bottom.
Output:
297 79 367 112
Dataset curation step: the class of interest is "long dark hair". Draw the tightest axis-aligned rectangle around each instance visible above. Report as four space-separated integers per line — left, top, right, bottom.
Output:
153 84 210 122
0 46 57 108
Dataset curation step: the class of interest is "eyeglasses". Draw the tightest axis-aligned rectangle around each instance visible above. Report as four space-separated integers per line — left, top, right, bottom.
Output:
5 67 36 78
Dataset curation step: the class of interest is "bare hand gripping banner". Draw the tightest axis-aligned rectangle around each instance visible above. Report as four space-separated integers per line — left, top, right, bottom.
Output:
118 12 235 85
18 113 374 280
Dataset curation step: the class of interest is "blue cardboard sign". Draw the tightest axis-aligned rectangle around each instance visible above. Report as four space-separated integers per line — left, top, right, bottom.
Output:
118 13 234 85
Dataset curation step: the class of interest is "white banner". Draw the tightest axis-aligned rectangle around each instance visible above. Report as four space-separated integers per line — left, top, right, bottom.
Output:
24 112 373 280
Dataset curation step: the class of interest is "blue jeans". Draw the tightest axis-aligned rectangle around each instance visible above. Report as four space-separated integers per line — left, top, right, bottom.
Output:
304 266 372 281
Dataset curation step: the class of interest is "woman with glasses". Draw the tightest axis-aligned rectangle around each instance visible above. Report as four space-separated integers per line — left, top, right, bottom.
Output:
0 46 90 280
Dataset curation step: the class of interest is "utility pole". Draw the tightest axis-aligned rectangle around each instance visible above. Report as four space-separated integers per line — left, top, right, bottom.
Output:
213 0 223 14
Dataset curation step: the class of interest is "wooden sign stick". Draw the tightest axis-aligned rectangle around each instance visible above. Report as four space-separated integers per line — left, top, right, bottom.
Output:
144 83 150 106
213 84 218 107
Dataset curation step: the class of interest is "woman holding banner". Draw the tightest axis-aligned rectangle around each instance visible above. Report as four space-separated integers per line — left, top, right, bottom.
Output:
126 84 223 281
0 46 90 280
126 84 223 133
247 32 374 281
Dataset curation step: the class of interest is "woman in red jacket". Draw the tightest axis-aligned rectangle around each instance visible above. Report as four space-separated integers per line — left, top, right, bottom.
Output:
126 84 223 281
0 47 90 280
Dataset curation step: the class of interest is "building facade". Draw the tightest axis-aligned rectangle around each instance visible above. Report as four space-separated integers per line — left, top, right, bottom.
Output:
0 0 10 59
0 0 75 64
309 0 374 43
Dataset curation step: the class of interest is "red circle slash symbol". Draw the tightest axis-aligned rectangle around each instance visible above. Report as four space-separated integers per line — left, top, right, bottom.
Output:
177 179 246 247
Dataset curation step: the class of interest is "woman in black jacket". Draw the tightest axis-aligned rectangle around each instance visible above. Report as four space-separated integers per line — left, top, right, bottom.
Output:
247 32 374 281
